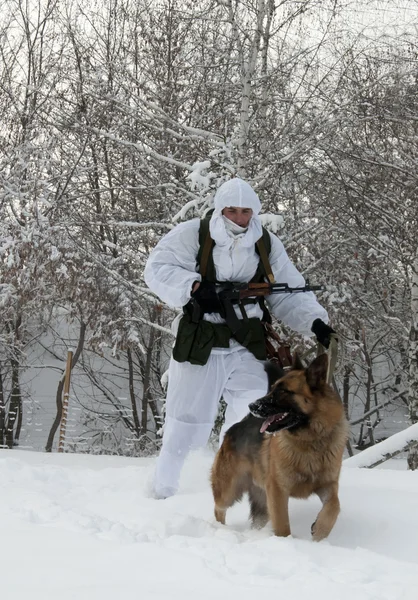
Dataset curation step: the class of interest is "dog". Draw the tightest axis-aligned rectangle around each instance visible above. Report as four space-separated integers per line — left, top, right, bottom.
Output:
211 353 349 541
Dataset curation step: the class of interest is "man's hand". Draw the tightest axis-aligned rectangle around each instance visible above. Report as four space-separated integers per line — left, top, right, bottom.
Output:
191 280 222 314
311 318 337 349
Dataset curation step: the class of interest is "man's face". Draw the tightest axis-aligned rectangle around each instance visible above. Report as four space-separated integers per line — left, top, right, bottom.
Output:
222 206 253 228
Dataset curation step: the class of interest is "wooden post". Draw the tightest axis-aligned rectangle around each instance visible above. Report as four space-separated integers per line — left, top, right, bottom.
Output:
58 350 73 453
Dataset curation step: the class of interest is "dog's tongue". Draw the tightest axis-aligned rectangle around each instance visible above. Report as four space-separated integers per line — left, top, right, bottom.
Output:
260 412 289 433
260 414 279 433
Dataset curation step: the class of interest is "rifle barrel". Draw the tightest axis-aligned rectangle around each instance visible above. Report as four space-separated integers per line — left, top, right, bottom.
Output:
238 283 323 299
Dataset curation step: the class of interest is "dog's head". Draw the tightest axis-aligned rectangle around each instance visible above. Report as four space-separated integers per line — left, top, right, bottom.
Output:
249 353 341 435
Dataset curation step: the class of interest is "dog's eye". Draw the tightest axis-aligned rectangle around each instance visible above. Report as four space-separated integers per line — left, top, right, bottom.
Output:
304 398 309 404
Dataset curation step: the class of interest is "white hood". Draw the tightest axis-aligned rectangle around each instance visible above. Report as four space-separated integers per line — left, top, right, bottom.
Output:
213 178 262 213
209 179 263 248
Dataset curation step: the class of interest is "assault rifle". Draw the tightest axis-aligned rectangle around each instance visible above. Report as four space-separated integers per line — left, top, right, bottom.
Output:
216 280 323 335
185 279 325 367
188 280 323 325
189 280 324 324
217 280 323 302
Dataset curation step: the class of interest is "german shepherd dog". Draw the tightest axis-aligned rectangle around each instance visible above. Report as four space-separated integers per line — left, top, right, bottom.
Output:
211 353 349 541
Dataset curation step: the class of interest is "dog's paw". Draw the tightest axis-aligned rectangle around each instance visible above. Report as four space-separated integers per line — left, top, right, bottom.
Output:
311 519 330 542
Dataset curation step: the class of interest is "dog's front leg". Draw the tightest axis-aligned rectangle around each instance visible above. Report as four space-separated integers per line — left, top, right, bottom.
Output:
266 480 291 537
311 483 340 541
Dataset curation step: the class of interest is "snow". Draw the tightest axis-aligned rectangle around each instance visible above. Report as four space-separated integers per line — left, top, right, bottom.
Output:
1 449 417 600
344 423 418 468
187 160 215 192
260 212 285 233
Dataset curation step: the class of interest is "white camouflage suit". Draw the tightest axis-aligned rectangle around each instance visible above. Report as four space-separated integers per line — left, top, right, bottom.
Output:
144 178 329 498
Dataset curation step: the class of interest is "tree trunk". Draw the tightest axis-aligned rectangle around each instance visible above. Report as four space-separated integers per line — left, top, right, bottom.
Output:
0 369 5 448
343 365 350 419
141 305 158 436
358 330 374 448
127 347 141 434
407 257 418 470
5 358 21 449
225 0 273 177
45 322 86 452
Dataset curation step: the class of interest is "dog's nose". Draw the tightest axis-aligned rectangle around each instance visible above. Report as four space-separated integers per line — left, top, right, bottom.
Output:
249 400 266 416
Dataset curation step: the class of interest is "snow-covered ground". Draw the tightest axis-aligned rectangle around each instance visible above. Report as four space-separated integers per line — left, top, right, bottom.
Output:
1 448 417 600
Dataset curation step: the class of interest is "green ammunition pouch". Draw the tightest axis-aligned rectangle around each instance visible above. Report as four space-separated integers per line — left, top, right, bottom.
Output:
172 312 267 366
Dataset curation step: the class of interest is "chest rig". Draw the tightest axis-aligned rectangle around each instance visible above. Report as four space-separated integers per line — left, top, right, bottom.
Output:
172 213 274 366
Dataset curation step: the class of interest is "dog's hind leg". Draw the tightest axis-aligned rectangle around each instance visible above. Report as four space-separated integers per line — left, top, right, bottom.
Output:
212 472 248 525
248 484 268 529
211 442 249 525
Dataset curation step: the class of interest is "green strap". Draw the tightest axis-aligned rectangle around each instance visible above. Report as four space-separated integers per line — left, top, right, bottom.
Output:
256 237 275 284
199 232 214 278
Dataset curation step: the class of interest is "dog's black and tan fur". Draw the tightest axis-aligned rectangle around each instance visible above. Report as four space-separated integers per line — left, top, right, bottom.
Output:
211 354 349 541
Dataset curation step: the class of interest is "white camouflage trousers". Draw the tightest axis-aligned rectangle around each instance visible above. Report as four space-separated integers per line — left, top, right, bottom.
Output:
154 347 268 498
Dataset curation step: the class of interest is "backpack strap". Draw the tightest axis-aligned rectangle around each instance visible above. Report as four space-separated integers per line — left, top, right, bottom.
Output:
199 230 214 278
197 211 216 281
256 231 275 284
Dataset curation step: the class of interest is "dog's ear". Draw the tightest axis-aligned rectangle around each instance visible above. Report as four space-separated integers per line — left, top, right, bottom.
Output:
292 353 304 371
305 353 328 391
265 361 285 388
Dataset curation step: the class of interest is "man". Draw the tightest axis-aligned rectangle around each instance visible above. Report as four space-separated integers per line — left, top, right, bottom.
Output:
144 178 334 498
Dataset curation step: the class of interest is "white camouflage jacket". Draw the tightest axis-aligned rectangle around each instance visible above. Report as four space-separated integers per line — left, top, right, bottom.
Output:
144 179 329 347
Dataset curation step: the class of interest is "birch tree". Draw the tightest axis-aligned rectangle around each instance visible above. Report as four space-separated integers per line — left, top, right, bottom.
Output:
407 258 418 468
314 38 418 455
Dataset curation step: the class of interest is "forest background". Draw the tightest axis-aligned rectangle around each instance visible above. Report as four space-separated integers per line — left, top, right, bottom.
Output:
1 0 418 466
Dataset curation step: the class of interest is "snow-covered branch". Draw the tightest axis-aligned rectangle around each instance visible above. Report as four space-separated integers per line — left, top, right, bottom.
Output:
344 424 418 469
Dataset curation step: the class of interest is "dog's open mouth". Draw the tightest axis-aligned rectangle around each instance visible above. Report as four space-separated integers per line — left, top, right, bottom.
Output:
249 397 306 434
259 412 301 433
260 412 288 433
